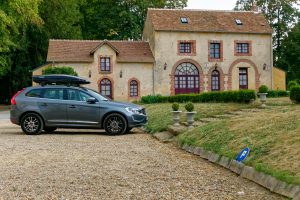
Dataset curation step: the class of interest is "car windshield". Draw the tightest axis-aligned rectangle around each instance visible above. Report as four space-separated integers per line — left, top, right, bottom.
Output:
84 88 110 101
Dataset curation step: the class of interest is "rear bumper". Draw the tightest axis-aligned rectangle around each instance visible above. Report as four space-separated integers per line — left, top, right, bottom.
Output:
10 107 20 125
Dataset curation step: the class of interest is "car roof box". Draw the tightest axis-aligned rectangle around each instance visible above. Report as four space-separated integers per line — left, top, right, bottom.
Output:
32 74 90 86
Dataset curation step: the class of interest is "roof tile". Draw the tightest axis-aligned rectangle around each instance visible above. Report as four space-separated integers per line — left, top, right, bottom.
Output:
147 9 272 34
47 40 155 63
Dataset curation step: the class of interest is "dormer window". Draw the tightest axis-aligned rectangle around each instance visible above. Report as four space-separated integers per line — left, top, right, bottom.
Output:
235 19 243 25
180 17 188 24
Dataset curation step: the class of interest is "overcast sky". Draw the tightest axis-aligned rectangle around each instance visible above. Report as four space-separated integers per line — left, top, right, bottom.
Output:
186 0 237 10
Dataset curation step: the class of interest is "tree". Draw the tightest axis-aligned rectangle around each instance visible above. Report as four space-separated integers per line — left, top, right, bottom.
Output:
42 66 78 76
277 22 300 81
79 0 188 40
234 0 299 64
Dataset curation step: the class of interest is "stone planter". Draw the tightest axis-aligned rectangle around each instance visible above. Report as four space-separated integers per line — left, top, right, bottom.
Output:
171 111 182 126
185 111 197 127
258 93 268 108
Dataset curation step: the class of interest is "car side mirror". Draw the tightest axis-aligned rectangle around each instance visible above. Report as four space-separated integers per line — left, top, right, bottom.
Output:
87 97 97 104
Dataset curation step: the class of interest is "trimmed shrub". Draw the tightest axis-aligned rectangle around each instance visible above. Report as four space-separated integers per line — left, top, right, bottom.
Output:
42 66 78 76
172 103 180 111
267 90 289 98
288 80 299 91
290 86 300 103
185 102 194 112
141 90 256 104
259 85 268 93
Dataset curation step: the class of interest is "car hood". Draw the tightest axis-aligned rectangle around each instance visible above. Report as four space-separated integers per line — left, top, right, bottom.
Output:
106 101 142 109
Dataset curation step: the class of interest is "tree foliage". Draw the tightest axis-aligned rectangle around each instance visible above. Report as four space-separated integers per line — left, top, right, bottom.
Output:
42 66 78 76
234 0 299 64
277 22 300 81
79 0 187 40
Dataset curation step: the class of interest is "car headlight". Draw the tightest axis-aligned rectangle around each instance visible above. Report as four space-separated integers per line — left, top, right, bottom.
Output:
125 107 141 115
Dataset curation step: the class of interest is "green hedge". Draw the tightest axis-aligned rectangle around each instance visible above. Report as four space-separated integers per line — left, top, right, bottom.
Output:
141 90 256 104
267 90 289 98
290 86 300 103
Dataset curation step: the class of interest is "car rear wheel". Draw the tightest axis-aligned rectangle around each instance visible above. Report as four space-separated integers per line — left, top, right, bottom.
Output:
21 113 43 135
44 127 57 133
103 113 127 135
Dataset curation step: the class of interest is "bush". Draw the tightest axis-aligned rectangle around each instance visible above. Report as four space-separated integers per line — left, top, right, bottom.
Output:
267 90 289 98
259 85 268 93
290 86 300 103
42 66 78 76
141 90 256 104
288 80 299 91
172 103 179 111
185 102 194 112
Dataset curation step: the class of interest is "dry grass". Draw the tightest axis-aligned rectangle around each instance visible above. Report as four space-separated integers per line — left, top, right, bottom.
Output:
178 98 300 185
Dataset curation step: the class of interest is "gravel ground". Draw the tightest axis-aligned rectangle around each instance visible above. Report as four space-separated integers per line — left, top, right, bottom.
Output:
0 120 285 200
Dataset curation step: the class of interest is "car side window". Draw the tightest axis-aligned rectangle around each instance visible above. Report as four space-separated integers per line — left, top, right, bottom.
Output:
26 89 42 98
43 88 64 100
67 89 92 102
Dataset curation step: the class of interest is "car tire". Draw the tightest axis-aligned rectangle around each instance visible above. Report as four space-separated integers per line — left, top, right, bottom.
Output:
126 127 132 134
44 127 57 133
103 113 127 135
21 113 44 135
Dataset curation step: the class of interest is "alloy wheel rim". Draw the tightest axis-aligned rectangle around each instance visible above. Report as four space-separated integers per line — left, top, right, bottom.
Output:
24 116 39 133
107 116 124 133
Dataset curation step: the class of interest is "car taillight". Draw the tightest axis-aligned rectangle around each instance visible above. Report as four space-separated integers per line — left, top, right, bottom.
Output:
11 89 25 105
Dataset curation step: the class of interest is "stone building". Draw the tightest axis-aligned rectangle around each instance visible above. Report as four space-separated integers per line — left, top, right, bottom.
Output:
33 8 273 101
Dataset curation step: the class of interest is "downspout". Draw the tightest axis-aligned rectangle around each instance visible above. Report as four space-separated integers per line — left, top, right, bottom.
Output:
270 35 274 90
152 61 155 95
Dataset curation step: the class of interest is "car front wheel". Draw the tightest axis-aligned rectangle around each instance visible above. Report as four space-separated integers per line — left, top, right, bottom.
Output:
21 113 43 135
103 113 127 135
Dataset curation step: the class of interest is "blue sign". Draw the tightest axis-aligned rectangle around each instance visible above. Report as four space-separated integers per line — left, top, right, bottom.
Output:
236 148 250 162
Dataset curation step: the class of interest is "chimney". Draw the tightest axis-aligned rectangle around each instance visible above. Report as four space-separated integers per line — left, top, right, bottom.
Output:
252 1 259 13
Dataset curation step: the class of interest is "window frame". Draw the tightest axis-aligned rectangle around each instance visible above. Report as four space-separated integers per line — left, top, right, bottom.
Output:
208 40 223 62
211 70 220 91
239 68 248 90
99 56 113 73
177 40 196 56
129 80 139 97
235 40 252 56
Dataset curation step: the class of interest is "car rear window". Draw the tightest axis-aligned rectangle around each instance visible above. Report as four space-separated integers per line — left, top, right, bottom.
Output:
25 89 42 98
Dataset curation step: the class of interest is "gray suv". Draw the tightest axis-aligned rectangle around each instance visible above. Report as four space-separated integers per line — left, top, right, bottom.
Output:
10 78 147 135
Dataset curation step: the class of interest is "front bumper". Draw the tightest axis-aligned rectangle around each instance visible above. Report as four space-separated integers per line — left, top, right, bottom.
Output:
128 114 148 128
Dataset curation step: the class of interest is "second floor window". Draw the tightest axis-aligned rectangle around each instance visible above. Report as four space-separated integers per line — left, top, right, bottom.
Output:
179 42 191 53
100 57 111 72
210 43 221 59
237 43 249 54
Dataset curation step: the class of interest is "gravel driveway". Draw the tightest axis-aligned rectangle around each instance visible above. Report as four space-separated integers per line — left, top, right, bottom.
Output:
0 120 285 199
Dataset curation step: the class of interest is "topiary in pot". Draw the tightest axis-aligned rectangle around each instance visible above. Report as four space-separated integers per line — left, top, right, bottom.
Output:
171 103 181 126
185 102 196 127
185 102 195 112
259 85 268 93
172 103 180 111
258 85 268 108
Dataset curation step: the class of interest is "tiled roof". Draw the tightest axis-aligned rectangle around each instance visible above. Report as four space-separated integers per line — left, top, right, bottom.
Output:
47 39 155 63
147 9 272 34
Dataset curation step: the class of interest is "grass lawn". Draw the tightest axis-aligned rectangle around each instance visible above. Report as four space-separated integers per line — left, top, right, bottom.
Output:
144 98 300 185
144 103 254 133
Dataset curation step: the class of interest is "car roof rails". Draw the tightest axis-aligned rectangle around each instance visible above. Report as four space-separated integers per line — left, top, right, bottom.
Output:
32 74 90 86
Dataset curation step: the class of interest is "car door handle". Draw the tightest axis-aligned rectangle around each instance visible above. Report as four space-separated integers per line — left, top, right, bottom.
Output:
69 105 76 108
40 103 48 107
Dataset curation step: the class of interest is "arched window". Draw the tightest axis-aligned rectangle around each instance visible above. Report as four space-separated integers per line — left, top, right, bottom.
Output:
211 70 220 91
100 78 112 99
174 63 199 95
130 80 138 97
